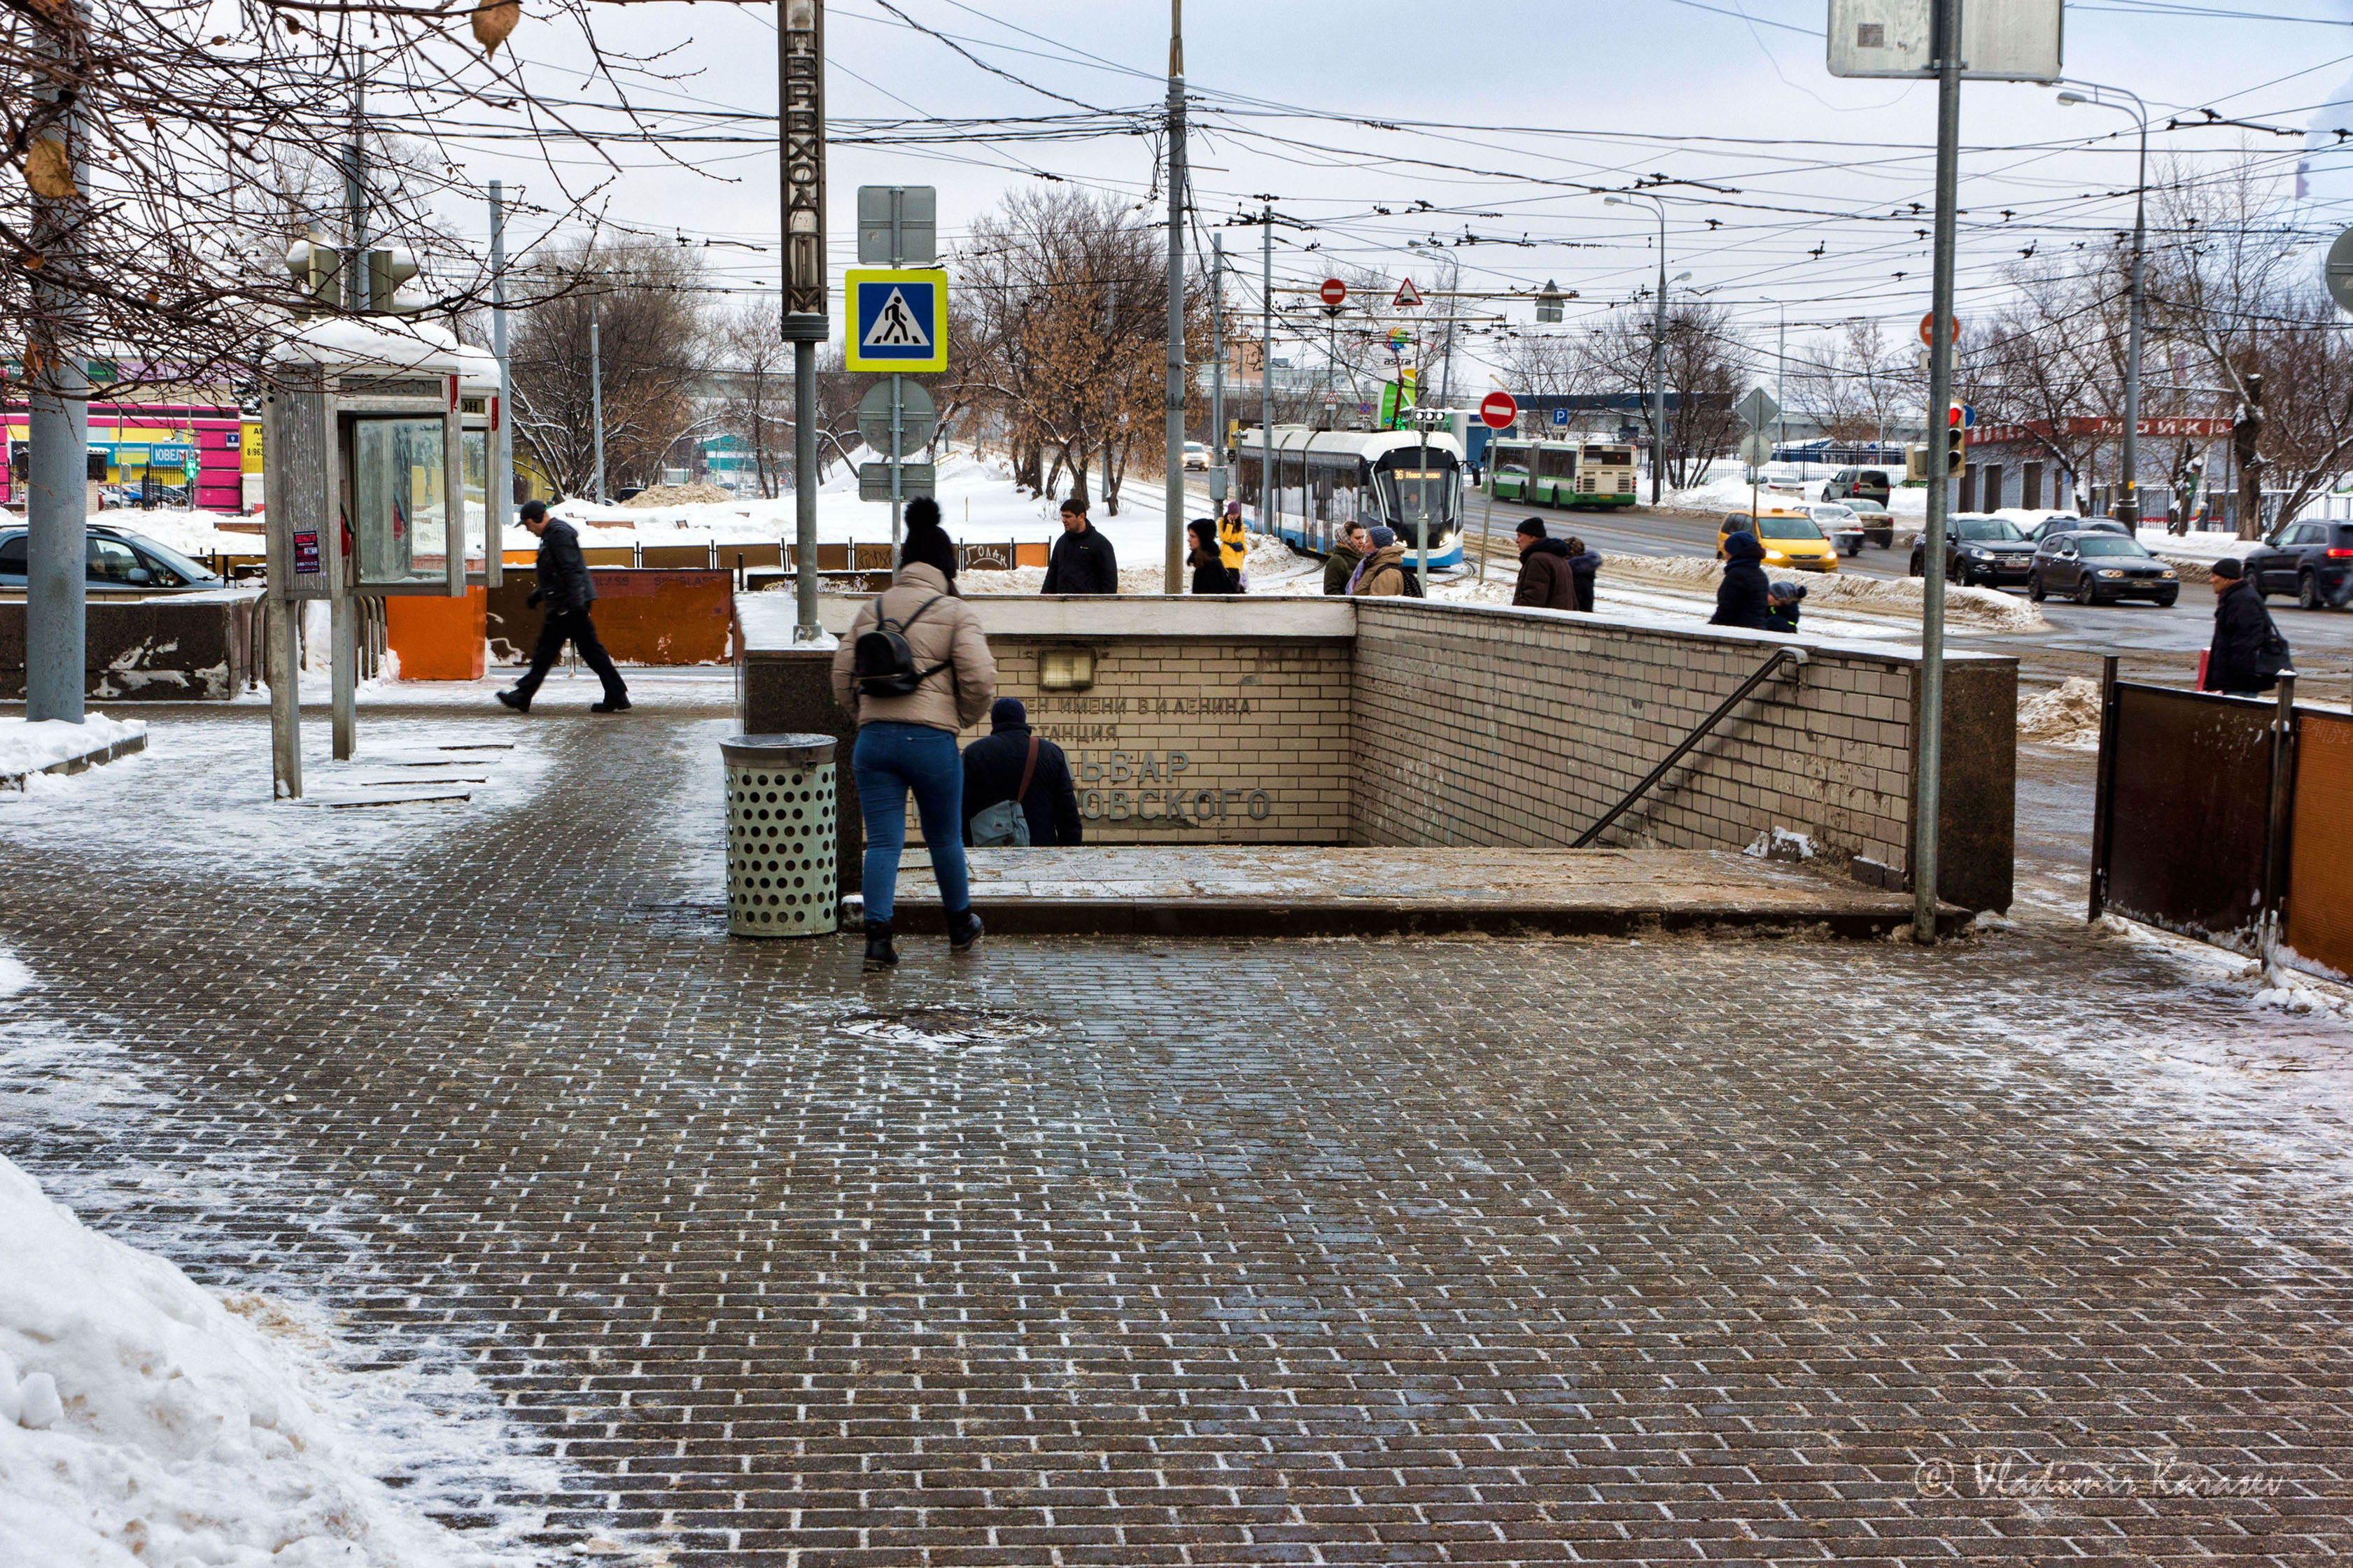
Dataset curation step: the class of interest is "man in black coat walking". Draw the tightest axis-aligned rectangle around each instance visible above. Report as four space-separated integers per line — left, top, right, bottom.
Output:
498 500 631 713
2202 556 2288 696
960 698 1083 846
1042 497 1119 595
1709 530 1772 630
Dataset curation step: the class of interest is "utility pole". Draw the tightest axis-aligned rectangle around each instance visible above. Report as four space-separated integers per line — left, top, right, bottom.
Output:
589 310 607 504
1163 0 1188 594
888 185 905 556
2057 84 2151 528
1606 192 1670 504
24 0 88 724
1916 0 1964 944
779 0 829 643
489 181 511 588
344 48 367 311
1210 230 1226 509
1102 279 1116 510
1261 202 1274 540
1438 255 1462 409
1776 305 1787 455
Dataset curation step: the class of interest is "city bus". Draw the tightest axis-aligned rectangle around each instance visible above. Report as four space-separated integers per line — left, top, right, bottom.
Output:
1232 426 1466 568
1484 437 1638 510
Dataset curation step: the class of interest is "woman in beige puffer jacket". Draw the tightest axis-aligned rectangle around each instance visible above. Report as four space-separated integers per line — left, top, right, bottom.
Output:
830 516 997 968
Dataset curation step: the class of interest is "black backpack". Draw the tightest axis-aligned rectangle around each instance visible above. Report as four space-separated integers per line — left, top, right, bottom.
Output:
852 593 953 698
1398 560 1426 598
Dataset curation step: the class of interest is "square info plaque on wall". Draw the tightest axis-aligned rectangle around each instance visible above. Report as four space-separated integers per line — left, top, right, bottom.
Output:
1827 0 2061 82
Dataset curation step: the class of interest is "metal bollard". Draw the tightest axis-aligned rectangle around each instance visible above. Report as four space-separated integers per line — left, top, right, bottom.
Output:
722 733 839 938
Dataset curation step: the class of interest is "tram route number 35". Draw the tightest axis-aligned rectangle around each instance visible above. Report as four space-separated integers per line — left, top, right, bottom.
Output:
1074 749 1274 824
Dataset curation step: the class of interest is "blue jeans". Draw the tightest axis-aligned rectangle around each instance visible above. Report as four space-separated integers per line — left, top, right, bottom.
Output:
852 722 971 923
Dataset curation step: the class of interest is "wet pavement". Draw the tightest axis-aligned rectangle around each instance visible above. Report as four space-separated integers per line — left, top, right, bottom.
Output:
3 693 2350 1565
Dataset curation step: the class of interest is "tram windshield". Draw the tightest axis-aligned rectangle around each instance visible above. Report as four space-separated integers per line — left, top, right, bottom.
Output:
1379 465 1456 528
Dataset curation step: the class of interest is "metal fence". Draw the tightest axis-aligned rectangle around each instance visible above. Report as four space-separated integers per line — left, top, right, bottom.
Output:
2088 661 2325 966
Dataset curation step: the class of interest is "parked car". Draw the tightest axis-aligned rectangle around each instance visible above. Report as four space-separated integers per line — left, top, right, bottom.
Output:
1823 467 1892 507
2242 519 2353 609
0 524 227 592
2019 514 2128 548
2026 531 2178 607
1836 494 1895 548
1182 441 1211 472
1909 514 2035 587
1716 510 1841 573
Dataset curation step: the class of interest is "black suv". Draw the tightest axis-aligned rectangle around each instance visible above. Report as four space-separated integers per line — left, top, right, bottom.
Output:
2243 520 2353 610
1908 513 2035 586
2027 531 2179 607
0 524 227 592
1823 467 1892 505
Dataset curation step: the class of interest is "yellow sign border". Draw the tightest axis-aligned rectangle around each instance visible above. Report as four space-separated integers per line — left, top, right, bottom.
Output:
844 267 948 373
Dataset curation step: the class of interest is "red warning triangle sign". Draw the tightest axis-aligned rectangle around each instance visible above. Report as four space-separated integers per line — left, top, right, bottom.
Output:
1393 277 1424 309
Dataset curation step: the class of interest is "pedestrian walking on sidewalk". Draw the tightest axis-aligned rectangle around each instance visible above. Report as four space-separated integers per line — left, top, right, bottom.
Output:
1219 500 1250 590
1511 518 1578 611
832 546 997 970
498 501 630 714
2202 557 2291 696
1042 496 1119 594
1709 530 1772 630
1349 526 1412 596
1188 519 1239 594
1764 579 1806 635
1324 521 1370 595
962 698 1083 847
1564 535 1600 613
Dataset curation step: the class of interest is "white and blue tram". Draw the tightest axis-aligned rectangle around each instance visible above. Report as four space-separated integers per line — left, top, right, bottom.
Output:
1230 426 1467 570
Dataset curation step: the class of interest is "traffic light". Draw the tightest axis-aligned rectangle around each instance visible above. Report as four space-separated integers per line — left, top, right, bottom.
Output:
1906 442 1965 481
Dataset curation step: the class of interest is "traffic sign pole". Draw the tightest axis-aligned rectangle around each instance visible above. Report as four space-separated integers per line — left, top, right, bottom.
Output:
890 188 904 556
1916 0 1963 947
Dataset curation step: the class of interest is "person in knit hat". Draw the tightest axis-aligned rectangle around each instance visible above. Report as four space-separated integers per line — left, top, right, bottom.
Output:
898 496 960 583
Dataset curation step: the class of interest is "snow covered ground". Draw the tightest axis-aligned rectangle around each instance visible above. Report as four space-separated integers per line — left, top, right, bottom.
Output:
0 714 146 784
0 943 598 1566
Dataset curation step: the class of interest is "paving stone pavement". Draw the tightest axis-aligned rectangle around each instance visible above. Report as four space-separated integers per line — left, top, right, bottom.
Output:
3 697 2352 1567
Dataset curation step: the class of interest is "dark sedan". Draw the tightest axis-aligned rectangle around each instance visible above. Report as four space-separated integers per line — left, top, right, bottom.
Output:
2021 514 2129 547
2242 519 2353 609
0 525 228 593
1909 514 2035 586
2028 531 2179 607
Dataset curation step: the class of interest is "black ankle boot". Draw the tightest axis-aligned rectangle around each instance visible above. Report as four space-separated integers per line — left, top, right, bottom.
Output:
948 908 983 953
862 917 899 971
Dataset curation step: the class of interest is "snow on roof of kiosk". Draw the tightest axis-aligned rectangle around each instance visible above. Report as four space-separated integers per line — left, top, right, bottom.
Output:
268 317 498 390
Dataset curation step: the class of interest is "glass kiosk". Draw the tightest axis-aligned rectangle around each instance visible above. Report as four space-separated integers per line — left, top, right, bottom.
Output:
262 322 502 798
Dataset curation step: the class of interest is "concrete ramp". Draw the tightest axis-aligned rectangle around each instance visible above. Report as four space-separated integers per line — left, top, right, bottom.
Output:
893 847 1954 939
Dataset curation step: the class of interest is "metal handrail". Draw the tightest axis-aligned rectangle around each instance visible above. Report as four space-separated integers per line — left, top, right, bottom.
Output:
1573 646 1808 849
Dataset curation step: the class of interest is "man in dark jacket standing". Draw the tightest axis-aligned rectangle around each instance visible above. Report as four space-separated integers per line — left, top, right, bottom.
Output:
1709 530 1772 630
2203 556 2288 695
498 501 630 713
1042 497 1119 594
961 698 1083 847
1512 518 1578 610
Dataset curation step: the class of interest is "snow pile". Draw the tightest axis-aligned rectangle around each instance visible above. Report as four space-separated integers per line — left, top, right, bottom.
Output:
957 562 1178 596
2018 676 2105 749
0 714 146 783
1743 826 1818 861
1666 471 1927 518
1600 552 2048 632
0 1154 515 1567
622 481 731 509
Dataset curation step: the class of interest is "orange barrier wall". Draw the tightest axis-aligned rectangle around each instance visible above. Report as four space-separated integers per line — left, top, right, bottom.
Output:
386 587 488 680
486 568 733 665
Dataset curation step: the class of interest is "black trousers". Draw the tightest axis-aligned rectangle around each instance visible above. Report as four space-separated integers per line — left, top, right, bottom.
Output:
514 607 627 702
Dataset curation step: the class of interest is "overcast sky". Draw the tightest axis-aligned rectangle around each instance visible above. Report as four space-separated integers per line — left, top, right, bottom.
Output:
435 1 2353 384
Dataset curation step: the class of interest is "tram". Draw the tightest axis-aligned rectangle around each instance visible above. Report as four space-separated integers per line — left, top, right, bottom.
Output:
1487 437 1638 509
1230 425 1467 568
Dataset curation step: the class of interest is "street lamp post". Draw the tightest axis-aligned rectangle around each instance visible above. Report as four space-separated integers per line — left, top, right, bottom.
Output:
2058 83 2150 528
1607 192 1670 505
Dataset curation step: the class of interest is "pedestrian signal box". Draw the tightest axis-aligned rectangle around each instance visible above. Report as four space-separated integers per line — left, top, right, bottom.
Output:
1906 442 1965 481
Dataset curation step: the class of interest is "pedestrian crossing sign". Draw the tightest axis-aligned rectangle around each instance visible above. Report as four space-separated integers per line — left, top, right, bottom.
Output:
845 267 948 372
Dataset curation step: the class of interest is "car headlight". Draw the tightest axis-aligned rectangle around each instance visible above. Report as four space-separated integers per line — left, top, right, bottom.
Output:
1966 548 1990 559
2098 569 2123 578
2159 570 2176 579
1764 549 1784 560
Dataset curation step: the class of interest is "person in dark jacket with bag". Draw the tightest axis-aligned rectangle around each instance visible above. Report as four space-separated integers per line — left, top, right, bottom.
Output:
1188 518 1239 594
498 500 630 713
1764 579 1806 635
2203 556 2289 695
1512 518 1578 610
961 698 1083 847
1709 529 1773 630
1564 535 1601 612
1042 496 1119 594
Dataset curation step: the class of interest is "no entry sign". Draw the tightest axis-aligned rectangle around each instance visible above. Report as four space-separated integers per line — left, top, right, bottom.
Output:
1319 277 1347 307
1480 390 1518 429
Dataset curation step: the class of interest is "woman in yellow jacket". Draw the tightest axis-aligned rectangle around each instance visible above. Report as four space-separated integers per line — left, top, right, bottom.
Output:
1218 500 1249 590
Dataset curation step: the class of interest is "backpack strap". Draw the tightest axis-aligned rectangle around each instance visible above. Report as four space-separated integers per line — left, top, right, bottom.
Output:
878 591 946 636
1016 734 1039 801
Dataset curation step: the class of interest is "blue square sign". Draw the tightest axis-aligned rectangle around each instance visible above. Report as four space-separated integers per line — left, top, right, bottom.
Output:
1551 407 1569 427
845 268 947 372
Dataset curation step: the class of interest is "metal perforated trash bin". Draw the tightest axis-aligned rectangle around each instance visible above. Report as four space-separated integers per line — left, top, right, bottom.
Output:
723 733 838 938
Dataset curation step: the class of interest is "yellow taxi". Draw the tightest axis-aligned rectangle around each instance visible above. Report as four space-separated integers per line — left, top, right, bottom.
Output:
1715 510 1841 573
